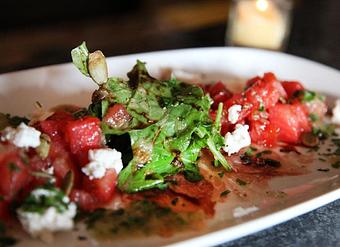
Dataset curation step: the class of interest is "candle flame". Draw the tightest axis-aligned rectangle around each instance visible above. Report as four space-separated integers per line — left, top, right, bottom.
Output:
256 0 269 12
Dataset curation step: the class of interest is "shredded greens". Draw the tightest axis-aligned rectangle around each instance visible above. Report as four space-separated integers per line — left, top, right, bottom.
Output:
19 184 71 214
72 43 231 193
71 41 90 77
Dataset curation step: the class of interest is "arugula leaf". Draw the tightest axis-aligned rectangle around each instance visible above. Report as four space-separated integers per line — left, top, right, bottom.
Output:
118 106 188 192
180 138 205 182
71 42 90 76
71 46 232 193
127 60 156 89
107 78 133 105
115 68 230 191
208 103 231 171
118 101 231 192
127 84 166 122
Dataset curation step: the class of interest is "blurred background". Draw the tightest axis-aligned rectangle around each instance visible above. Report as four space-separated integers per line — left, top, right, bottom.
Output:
0 0 339 73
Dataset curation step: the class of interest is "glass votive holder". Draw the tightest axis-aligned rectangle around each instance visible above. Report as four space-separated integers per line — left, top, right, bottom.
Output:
226 0 293 51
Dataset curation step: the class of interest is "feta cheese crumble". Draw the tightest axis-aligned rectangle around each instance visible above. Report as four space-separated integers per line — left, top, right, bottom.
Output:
82 148 123 180
223 124 251 156
44 166 54 176
18 204 76 240
228 104 242 124
233 206 259 218
31 188 57 198
40 166 56 183
1 122 41 148
332 99 340 125
17 188 76 241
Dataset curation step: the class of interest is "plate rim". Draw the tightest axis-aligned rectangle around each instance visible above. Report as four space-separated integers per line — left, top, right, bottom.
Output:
1 47 339 246
1 46 339 76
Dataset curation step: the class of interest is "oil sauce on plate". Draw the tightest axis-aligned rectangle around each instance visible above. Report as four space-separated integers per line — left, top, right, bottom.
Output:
75 133 339 243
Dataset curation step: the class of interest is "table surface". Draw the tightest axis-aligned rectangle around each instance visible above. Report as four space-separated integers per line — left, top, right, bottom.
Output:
0 0 339 246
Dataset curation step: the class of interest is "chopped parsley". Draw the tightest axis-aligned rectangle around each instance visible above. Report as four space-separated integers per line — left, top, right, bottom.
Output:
82 208 106 229
331 161 340 169
8 163 20 172
265 191 287 198
309 113 319 122
220 189 231 197
334 148 340 155
240 151 281 168
19 185 71 214
331 138 340 146
218 171 225 178
236 178 247 186
331 138 340 156
258 102 265 112
293 90 316 102
78 236 87 241
317 168 330 172
302 90 316 102
312 124 336 140
245 146 257 156
262 158 281 167
255 150 272 158
81 201 192 236
171 198 179 206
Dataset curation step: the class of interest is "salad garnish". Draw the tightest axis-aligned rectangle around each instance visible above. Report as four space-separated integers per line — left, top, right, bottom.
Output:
71 43 231 193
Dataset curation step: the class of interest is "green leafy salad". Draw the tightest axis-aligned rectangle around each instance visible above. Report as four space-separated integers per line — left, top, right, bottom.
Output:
71 42 231 193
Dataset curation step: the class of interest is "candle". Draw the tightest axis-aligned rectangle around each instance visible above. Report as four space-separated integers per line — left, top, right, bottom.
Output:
227 0 291 50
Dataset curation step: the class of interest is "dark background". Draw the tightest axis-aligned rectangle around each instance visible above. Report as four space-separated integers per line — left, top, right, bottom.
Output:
1 0 340 73
1 0 339 246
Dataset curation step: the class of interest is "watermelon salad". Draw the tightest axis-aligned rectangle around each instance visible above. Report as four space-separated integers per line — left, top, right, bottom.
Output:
0 42 339 244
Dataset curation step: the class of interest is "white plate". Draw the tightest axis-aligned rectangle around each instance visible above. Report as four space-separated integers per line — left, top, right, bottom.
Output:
1 47 339 247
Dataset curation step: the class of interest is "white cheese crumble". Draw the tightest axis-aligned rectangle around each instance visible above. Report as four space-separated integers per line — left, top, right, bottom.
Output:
223 124 251 156
41 166 56 183
228 104 242 124
31 188 57 198
18 204 76 239
82 148 123 180
44 166 54 175
17 188 76 240
233 206 259 218
1 122 41 148
332 99 340 125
